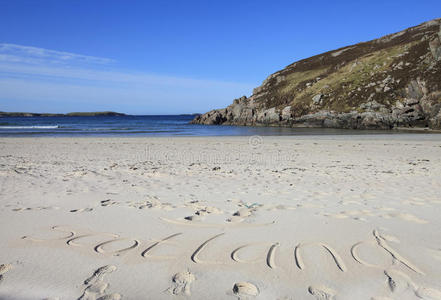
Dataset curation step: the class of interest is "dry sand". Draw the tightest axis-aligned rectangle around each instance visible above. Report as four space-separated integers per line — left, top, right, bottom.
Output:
0 135 441 299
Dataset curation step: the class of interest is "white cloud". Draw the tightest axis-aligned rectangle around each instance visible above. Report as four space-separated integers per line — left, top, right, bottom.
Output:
0 61 252 89
0 43 114 65
0 43 254 114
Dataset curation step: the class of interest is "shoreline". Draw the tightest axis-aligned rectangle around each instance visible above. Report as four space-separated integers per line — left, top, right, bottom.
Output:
1 127 441 138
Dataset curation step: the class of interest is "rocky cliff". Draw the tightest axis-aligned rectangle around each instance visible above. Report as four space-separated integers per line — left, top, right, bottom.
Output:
191 19 441 130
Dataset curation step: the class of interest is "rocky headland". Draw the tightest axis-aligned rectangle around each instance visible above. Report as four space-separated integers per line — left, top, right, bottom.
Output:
192 18 441 130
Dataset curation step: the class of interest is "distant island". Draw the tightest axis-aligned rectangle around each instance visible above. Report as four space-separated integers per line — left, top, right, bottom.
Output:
0 111 126 117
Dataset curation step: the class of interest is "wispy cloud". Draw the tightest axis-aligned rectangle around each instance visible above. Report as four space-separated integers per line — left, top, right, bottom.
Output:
0 62 252 89
0 43 114 65
0 43 254 114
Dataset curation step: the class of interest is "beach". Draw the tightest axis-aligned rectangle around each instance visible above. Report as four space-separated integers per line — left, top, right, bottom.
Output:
1 135 441 299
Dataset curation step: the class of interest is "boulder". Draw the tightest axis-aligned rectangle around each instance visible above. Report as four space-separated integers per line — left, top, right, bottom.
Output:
190 109 226 125
360 112 393 129
429 36 441 61
281 106 292 121
257 107 280 124
429 111 441 129
312 94 322 104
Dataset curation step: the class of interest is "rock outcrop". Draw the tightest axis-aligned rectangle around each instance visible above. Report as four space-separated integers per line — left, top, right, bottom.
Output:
192 19 441 130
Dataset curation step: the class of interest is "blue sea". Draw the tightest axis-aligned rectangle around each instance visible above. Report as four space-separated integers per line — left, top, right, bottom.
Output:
0 115 421 136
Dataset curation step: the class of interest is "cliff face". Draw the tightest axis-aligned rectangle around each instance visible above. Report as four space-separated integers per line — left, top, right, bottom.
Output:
192 19 441 129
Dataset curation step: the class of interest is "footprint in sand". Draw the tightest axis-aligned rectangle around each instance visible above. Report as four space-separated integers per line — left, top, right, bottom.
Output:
382 269 441 300
70 208 94 213
185 206 224 221
184 215 205 222
84 265 117 285
0 264 12 283
233 282 259 298
168 271 195 296
308 285 336 300
96 295 122 300
234 208 253 217
384 269 416 293
79 265 121 300
129 198 175 211
227 208 254 223
195 206 223 215
100 200 118 207
226 201 262 223
79 283 121 300
81 281 109 297
12 206 60 212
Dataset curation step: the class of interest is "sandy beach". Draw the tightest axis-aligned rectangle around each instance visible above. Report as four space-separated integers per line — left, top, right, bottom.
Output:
1 135 441 299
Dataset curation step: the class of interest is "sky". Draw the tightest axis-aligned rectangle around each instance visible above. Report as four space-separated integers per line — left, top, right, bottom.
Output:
1 0 440 115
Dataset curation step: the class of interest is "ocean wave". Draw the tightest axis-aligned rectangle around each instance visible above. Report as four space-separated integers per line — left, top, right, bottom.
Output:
0 125 59 129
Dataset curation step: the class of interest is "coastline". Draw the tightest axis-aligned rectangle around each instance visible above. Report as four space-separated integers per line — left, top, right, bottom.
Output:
190 121 441 134
1 136 441 298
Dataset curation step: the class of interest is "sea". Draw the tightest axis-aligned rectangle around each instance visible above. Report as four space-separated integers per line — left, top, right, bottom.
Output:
0 115 426 137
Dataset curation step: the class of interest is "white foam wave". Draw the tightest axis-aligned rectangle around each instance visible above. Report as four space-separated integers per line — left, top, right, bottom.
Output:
0 125 59 129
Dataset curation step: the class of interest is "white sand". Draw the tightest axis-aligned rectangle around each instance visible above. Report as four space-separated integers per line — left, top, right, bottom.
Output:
1 135 441 299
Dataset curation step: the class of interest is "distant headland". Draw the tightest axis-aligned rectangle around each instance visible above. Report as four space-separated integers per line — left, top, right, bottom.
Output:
192 18 441 130
0 111 126 117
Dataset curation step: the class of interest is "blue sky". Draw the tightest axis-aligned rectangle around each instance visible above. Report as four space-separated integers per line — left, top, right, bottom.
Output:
1 0 440 114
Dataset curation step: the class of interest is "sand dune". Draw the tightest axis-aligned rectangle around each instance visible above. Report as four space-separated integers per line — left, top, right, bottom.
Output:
0 136 441 299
